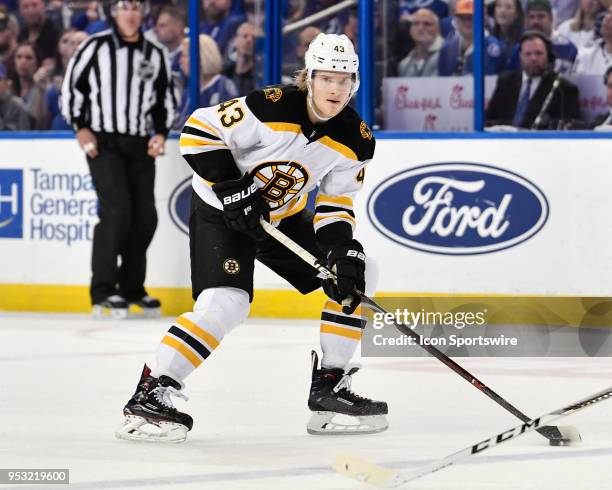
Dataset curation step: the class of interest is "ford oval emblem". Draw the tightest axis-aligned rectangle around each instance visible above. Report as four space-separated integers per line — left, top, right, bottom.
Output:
367 163 549 255
168 177 191 236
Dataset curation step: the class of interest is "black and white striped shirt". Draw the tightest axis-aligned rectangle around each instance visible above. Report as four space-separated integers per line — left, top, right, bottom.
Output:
61 29 176 137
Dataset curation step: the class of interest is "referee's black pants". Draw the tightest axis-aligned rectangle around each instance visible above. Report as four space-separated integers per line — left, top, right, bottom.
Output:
86 133 158 304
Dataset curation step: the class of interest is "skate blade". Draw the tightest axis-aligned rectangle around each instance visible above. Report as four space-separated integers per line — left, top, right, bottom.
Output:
307 411 389 435
115 415 188 443
128 305 161 319
92 305 128 320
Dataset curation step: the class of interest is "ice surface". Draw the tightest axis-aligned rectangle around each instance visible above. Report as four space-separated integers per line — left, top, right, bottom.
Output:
1 313 611 489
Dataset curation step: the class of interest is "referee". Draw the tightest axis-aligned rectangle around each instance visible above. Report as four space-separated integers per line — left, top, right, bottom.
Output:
61 0 177 319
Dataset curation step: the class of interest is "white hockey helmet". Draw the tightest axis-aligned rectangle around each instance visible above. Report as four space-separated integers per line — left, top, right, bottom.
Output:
303 33 360 120
305 33 360 93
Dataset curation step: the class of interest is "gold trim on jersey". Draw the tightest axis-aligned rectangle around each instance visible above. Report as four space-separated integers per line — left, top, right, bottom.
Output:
264 122 302 134
269 194 307 221
186 116 220 137
313 212 356 225
318 136 358 161
179 136 227 148
315 194 354 209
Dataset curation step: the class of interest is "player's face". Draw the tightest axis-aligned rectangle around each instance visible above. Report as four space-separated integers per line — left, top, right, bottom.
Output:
311 71 353 119
520 37 549 77
114 1 144 40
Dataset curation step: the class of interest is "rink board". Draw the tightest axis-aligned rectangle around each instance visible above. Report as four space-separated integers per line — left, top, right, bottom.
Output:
0 137 611 317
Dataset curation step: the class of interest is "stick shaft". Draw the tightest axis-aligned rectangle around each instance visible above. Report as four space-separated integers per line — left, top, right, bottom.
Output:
335 385 612 487
259 219 556 442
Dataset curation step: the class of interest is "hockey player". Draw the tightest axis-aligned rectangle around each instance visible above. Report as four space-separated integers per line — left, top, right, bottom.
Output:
115 33 388 442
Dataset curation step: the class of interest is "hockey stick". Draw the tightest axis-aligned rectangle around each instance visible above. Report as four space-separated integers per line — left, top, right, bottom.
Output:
259 219 579 445
333 385 612 487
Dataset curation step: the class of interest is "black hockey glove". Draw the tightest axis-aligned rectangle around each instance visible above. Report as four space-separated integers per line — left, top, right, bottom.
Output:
322 239 366 315
212 173 269 240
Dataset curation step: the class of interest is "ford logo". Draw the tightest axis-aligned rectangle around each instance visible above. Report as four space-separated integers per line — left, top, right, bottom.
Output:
367 163 549 255
168 177 191 235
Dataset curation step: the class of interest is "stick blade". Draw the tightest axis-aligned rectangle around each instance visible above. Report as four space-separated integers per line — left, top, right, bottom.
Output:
333 453 398 487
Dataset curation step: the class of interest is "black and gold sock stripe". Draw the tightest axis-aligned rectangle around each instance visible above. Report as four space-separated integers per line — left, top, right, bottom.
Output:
160 315 221 368
320 300 367 340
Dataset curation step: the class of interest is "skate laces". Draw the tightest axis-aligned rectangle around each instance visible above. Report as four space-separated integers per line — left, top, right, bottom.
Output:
152 385 188 409
332 363 365 400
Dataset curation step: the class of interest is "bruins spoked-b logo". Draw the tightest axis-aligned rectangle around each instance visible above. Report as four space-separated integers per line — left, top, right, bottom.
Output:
223 258 240 275
264 87 282 102
252 161 309 210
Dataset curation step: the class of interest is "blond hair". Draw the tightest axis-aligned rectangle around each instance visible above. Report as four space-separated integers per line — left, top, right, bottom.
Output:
293 68 308 91
198 34 222 77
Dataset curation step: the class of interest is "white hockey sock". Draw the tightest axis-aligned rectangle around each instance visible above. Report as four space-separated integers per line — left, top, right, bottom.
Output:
319 299 367 369
153 311 225 382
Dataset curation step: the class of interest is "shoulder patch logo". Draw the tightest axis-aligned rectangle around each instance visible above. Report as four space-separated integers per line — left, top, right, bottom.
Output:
360 121 372 140
264 87 283 103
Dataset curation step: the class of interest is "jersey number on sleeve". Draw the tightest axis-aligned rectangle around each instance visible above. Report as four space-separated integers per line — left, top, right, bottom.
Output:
217 99 245 128
356 168 365 184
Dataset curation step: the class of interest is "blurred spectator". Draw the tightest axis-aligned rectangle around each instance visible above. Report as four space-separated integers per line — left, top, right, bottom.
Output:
573 5 612 73
47 29 88 130
70 1 108 35
176 33 239 129
551 0 581 27
591 64 612 126
223 21 257 96
11 40 49 128
492 0 524 58
398 0 449 23
153 5 185 75
438 0 506 76
17 0 60 67
0 60 33 129
342 7 358 47
507 0 578 73
282 25 320 83
200 0 245 58
487 31 580 129
557 0 608 48
0 10 17 80
398 8 443 77
242 0 264 31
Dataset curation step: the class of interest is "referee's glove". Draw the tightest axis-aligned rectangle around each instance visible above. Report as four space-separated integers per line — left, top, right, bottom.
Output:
322 239 366 315
213 173 269 241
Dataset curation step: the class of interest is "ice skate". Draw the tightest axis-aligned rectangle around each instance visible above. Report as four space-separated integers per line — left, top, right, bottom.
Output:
115 364 193 443
129 295 161 318
307 351 388 435
92 295 128 320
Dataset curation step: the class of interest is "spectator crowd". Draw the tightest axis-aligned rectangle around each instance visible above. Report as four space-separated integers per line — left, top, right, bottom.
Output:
0 0 611 131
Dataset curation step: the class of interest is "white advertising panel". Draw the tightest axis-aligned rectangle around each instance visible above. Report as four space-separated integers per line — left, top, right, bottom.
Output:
1 137 611 303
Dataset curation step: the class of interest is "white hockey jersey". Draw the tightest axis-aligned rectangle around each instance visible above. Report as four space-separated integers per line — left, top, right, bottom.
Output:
179 85 375 236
